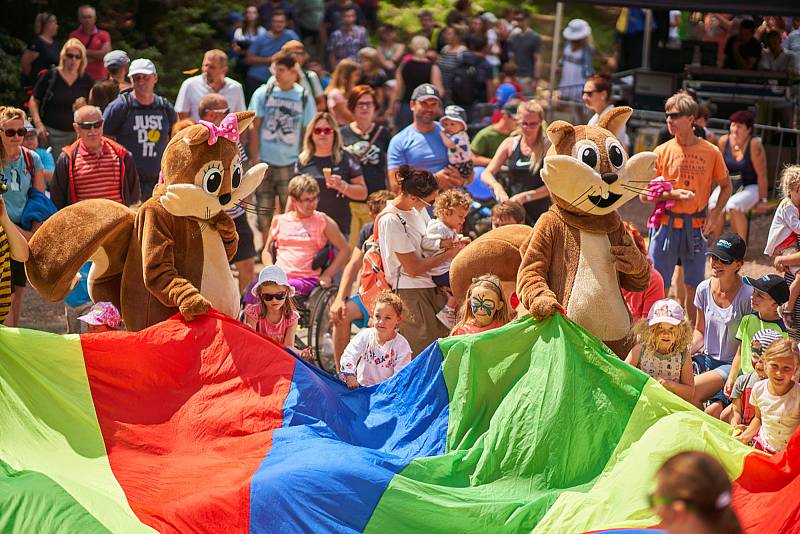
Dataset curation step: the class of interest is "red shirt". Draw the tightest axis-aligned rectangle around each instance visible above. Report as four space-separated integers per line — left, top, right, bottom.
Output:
73 140 123 203
622 265 665 321
69 27 111 81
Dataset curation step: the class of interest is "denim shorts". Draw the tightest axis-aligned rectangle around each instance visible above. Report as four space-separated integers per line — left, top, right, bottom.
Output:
692 353 733 407
649 224 707 289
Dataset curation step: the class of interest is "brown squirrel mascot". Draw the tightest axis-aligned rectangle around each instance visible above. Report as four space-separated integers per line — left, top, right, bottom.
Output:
25 111 267 331
451 107 656 357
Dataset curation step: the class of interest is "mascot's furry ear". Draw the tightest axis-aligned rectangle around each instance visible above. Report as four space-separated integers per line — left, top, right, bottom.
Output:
598 106 633 138
180 124 211 146
546 121 576 155
235 111 256 133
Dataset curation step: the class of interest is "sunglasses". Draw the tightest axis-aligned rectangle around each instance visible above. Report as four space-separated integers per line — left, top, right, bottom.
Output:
313 127 333 135
260 292 287 302
3 128 27 137
65 53 82 60
415 195 432 207
77 120 104 130
209 107 230 114
710 254 733 265
582 90 597 96
665 111 688 120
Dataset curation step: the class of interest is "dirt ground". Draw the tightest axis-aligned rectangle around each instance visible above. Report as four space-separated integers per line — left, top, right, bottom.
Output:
19 200 776 334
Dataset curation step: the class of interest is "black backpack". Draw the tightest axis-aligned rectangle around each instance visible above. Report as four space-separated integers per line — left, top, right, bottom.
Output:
450 57 479 107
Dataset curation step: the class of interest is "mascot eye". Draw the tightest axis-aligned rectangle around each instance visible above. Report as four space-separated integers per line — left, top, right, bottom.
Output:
608 144 625 168
580 146 598 169
231 165 242 190
203 167 223 194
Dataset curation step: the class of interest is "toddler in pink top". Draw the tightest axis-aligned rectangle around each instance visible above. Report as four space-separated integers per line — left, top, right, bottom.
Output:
244 265 312 360
450 274 511 336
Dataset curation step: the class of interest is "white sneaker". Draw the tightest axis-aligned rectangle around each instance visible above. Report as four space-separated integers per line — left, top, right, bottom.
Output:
436 306 456 329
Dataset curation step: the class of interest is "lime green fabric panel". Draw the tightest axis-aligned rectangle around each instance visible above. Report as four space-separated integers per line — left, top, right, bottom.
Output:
0 459 110 533
535 379 754 532
366 316 648 532
0 328 154 533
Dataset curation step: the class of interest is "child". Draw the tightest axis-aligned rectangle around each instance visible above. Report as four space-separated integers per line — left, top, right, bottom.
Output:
765 165 800 332
339 291 412 389
423 189 472 328
77 301 122 333
439 105 474 182
626 299 694 402
723 329 783 431
244 265 312 360
0 196 29 325
724 274 789 399
737 338 800 453
491 200 526 229
451 274 511 336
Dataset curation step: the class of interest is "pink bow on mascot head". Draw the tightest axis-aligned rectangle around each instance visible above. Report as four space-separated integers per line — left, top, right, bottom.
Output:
198 113 239 145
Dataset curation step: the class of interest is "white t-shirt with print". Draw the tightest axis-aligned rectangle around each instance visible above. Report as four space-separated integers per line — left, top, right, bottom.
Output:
377 203 435 289
339 328 413 387
749 380 800 452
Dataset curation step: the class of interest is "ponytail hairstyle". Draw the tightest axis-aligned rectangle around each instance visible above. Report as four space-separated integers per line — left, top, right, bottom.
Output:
396 164 438 199
451 274 510 335
655 451 742 534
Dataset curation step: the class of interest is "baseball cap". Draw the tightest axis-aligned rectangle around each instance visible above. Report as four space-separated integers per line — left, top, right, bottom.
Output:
501 98 521 115
647 298 685 326
128 58 157 77
104 50 130 69
251 265 295 297
707 231 746 264
442 105 467 128
744 274 790 305
411 83 441 102
78 301 122 328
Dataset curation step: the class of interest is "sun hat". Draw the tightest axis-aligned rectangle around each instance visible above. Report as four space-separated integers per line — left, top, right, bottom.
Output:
128 58 157 77
647 298 685 326
251 265 295 297
442 105 467 128
562 19 591 41
78 301 122 328
751 329 784 354
480 12 499 24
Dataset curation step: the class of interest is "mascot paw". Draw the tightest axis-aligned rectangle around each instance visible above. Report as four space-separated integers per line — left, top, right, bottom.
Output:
610 235 648 275
179 293 211 321
529 297 562 320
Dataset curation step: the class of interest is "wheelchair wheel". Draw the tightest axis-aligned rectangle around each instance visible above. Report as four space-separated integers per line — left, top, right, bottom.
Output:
307 285 338 374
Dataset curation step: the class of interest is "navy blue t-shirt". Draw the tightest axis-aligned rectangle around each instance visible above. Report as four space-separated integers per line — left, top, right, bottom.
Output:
103 93 177 178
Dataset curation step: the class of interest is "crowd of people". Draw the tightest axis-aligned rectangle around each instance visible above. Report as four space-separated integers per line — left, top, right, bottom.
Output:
3 6 800 525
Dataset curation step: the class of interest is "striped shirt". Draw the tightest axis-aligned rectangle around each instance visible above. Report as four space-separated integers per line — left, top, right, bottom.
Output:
0 224 11 325
73 141 123 203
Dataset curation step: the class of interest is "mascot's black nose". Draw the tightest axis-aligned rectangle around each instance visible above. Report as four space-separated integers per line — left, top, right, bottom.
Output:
218 193 231 205
601 173 618 185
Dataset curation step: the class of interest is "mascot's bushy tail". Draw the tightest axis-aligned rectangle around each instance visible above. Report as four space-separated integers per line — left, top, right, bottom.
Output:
450 224 534 303
25 199 134 308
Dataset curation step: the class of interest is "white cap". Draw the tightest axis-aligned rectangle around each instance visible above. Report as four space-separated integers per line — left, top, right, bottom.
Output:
128 58 157 77
251 265 295 297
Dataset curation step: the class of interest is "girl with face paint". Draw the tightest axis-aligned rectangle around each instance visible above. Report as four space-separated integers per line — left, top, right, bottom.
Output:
451 274 511 336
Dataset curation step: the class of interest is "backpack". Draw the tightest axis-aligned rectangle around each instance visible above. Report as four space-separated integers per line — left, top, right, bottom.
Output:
120 92 171 131
357 208 407 314
450 56 479 107
37 67 60 118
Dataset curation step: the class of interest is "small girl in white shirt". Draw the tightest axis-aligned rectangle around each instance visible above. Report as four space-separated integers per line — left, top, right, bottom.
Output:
439 105 474 181
339 291 412 389
422 189 471 328
766 165 800 329
737 338 800 453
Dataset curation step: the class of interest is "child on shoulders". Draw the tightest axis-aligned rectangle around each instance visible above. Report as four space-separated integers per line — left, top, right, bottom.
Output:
737 338 800 453
451 274 511 336
339 291 412 389
626 299 694 402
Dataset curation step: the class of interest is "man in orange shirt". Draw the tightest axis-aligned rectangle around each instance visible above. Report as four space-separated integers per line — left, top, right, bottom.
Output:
644 92 732 322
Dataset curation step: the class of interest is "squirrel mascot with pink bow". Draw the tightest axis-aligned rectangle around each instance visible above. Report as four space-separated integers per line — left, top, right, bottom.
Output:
25 112 267 331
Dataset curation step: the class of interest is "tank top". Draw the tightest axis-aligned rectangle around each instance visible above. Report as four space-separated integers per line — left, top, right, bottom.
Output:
401 60 433 102
639 346 687 382
272 211 328 278
723 137 758 188
507 136 550 225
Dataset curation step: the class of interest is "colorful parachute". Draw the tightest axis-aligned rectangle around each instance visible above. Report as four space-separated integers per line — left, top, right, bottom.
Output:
1 312 799 532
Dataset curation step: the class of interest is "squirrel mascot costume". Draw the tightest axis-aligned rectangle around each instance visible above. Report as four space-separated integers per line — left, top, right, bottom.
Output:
25 111 267 331
451 107 656 357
